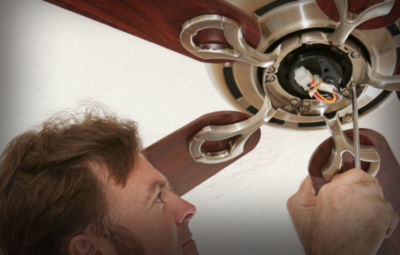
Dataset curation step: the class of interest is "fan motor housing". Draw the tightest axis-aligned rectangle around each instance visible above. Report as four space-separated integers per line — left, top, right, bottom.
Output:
208 0 399 129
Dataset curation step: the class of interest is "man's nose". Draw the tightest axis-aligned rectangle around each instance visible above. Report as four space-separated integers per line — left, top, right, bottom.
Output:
169 193 197 224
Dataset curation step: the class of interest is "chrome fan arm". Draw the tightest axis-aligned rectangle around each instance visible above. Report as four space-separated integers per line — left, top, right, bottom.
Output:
367 65 400 91
189 99 275 164
180 14 280 67
331 0 394 46
321 112 380 181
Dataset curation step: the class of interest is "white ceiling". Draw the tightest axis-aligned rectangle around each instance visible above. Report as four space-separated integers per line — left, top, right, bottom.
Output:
1 0 399 254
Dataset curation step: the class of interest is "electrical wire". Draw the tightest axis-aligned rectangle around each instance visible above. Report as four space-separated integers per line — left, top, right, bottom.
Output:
307 76 339 104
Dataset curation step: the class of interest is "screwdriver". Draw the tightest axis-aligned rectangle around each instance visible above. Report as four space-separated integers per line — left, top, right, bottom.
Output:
351 83 361 169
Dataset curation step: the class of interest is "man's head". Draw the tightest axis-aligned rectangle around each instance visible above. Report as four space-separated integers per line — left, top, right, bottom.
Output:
0 110 197 255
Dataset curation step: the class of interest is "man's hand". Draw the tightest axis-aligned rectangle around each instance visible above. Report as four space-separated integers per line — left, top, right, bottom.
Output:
287 169 399 255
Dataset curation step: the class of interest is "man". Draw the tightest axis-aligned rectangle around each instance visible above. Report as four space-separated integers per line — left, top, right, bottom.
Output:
0 110 398 255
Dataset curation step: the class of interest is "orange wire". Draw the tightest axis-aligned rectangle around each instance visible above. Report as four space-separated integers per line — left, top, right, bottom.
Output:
315 90 336 103
307 76 338 104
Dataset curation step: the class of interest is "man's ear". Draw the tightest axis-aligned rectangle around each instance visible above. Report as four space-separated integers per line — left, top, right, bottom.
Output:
68 233 117 255
68 234 98 255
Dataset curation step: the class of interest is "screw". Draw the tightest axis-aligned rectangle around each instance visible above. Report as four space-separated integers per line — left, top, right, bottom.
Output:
342 89 351 97
290 98 299 106
284 105 293 112
300 101 311 112
264 74 275 82
350 51 360 58
344 113 353 122
349 12 357 19
265 66 275 73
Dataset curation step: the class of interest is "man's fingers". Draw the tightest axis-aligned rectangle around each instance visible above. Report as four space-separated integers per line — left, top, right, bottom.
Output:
287 176 316 254
287 176 316 210
298 176 315 196
385 210 399 238
330 168 384 199
331 168 376 185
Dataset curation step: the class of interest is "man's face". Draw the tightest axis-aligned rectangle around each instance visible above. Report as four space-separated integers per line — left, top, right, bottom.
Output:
103 153 198 255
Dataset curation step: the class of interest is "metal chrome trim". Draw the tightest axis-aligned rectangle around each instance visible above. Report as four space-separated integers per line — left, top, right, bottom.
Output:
207 0 398 129
180 14 279 67
331 0 394 46
321 113 380 181
189 98 275 163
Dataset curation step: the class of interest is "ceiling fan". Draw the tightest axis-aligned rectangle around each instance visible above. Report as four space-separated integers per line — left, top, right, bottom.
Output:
42 0 400 253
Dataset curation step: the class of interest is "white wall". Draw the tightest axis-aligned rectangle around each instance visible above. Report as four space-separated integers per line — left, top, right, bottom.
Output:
0 1 399 254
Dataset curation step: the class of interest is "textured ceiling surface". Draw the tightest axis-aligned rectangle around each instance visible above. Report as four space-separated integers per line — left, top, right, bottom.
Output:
0 1 399 254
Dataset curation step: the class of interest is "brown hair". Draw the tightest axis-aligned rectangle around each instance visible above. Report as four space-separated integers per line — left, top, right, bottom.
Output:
0 109 142 254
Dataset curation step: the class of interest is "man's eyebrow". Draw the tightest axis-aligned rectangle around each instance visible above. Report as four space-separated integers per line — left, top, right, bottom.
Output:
145 179 171 205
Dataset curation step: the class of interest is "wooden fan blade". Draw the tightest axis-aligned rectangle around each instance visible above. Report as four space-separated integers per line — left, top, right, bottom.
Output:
309 129 400 255
316 0 400 29
44 0 260 62
142 111 261 196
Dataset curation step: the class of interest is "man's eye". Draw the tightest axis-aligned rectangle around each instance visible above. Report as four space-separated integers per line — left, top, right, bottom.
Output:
155 191 165 203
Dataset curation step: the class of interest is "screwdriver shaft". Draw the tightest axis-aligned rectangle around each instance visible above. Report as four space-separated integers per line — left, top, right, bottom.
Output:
352 83 361 169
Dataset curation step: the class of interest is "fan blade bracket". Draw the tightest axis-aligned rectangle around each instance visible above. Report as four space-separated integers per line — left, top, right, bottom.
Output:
189 98 275 164
330 0 395 46
180 14 278 68
367 65 400 91
320 112 380 181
